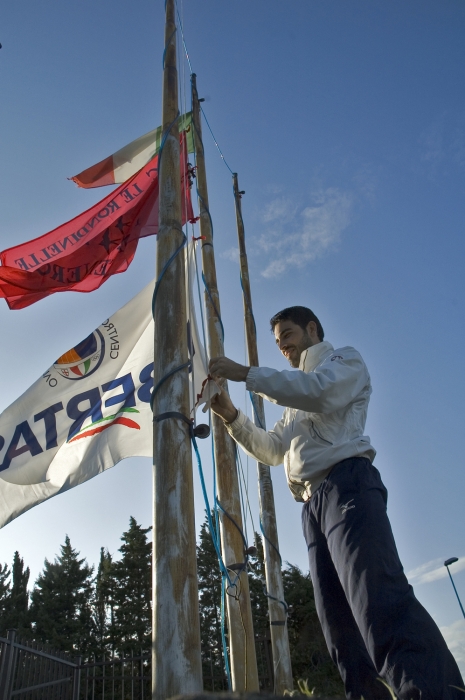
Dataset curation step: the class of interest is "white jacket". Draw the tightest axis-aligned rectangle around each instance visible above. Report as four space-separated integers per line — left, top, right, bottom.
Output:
225 341 376 501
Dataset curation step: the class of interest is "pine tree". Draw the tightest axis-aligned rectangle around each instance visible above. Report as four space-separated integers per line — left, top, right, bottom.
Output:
29 536 94 655
110 517 151 655
93 548 114 655
248 533 270 634
3 552 30 637
0 562 11 634
247 533 275 687
283 564 344 696
196 513 227 690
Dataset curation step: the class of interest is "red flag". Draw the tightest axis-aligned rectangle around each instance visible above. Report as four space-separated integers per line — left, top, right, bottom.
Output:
0 136 194 309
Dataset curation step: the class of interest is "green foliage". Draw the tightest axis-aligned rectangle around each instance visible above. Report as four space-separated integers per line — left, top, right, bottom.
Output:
248 533 269 634
93 547 114 654
29 535 94 655
0 514 344 698
109 517 152 655
195 515 344 695
283 564 344 697
3 551 30 636
0 561 11 631
196 512 228 690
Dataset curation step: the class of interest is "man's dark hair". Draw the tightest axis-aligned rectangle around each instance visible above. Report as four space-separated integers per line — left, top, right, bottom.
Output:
270 306 324 341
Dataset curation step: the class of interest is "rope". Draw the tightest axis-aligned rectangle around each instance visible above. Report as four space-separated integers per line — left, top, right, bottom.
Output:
156 16 241 690
235 445 256 536
162 28 177 69
248 391 265 430
175 0 193 74
200 105 235 174
231 184 289 622
240 271 257 338
259 518 283 568
201 272 225 343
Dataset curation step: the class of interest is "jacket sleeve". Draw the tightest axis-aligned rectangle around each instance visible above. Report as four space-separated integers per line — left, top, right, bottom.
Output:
245 348 369 414
224 409 285 467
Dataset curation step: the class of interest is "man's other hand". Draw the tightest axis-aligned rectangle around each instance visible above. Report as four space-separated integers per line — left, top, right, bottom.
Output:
209 356 250 382
209 388 238 424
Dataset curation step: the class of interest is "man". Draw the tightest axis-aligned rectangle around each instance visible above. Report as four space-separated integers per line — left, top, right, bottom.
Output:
209 306 463 700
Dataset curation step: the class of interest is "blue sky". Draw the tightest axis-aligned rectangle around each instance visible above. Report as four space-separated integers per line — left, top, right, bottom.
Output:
1 0 465 673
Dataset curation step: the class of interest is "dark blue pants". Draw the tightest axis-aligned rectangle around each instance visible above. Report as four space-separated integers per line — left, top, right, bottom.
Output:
302 457 464 699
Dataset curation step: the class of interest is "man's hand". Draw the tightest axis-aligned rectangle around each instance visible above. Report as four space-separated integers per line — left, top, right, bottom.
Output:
209 356 250 382
209 388 238 424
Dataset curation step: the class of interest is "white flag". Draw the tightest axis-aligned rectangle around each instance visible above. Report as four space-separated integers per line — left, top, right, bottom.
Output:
0 245 214 528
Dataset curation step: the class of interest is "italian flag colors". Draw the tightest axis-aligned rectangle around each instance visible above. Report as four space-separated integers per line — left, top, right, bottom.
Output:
71 112 194 188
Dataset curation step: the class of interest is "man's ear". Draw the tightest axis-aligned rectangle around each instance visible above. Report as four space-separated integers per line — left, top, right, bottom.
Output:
306 320 318 340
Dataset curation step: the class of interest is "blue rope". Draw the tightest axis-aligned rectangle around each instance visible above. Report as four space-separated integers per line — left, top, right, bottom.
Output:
239 271 257 338
175 0 193 75
192 437 228 577
155 21 233 688
152 232 187 316
221 576 232 689
200 105 235 174
162 28 177 69
194 433 248 692
197 189 214 240
201 272 225 343
248 391 265 430
259 517 283 568
216 500 248 554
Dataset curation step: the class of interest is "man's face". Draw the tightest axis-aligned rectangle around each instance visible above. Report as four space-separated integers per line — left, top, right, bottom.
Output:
274 320 315 368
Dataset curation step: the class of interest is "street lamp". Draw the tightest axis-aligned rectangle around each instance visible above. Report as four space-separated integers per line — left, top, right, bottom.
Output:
444 557 465 619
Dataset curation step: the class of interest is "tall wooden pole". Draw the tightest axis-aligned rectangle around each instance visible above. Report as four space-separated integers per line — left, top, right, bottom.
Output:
233 173 294 693
152 4 202 698
191 73 259 692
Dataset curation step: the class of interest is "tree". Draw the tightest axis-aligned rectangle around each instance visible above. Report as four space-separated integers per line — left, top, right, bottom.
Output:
3 552 30 637
196 513 227 690
93 548 114 655
246 534 344 696
283 564 344 697
29 536 94 655
110 517 151 655
0 562 11 634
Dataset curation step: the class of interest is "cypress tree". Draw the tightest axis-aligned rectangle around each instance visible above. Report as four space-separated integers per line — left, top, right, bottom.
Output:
283 563 344 696
93 547 114 655
0 562 11 634
110 517 151 655
4 552 30 637
29 536 94 655
196 513 227 690
248 533 270 634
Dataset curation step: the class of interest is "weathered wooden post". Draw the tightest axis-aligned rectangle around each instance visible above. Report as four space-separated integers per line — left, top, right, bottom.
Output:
152 3 203 698
191 74 259 691
233 173 294 693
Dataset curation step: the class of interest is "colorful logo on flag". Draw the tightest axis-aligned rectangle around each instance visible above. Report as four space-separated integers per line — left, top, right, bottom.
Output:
67 408 141 443
54 330 105 380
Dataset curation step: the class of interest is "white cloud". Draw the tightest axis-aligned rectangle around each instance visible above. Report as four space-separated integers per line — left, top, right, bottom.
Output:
261 196 298 224
221 246 240 264
259 187 353 279
406 556 465 586
440 619 465 680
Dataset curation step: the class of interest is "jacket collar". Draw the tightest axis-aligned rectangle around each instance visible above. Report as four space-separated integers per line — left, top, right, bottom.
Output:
299 341 334 372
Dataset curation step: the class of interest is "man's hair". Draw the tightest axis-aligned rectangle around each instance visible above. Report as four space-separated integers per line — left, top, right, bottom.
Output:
270 306 324 341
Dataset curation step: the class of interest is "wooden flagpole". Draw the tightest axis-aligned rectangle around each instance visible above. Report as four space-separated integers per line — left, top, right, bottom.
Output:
152 3 202 697
191 73 259 692
233 173 294 693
